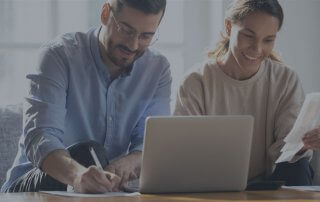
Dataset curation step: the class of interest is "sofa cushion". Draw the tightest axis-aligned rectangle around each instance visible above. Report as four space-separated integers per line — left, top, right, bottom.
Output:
0 104 22 187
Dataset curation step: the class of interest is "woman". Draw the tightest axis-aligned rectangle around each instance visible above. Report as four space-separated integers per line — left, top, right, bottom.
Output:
174 0 318 185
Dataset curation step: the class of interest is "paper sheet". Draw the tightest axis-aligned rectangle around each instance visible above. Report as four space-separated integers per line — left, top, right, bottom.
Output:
41 191 140 198
282 186 320 192
284 93 320 143
281 142 304 152
276 93 320 163
277 145 304 163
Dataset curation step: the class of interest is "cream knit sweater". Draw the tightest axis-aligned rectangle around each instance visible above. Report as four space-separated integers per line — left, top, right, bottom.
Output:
174 58 312 179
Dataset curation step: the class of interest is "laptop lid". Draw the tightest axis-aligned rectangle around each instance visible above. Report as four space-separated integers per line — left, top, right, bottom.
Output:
139 115 254 194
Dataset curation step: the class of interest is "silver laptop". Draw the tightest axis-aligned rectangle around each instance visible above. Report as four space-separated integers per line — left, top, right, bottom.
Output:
138 115 254 194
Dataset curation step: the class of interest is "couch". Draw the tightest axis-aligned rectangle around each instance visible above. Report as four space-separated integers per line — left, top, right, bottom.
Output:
0 104 320 188
0 104 22 187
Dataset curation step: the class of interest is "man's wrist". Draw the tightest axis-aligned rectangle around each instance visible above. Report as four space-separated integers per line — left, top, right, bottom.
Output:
128 151 142 176
41 150 86 187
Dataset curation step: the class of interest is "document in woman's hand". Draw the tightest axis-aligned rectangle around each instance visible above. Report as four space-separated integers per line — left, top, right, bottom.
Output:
276 93 320 163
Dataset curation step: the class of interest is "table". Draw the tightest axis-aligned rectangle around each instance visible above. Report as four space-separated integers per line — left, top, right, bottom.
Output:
1 189 320 202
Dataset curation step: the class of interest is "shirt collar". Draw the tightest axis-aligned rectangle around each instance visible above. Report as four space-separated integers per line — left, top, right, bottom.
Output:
90 26 110 81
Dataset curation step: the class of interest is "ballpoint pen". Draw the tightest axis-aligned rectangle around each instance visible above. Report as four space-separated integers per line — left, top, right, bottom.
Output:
89 147 103 170
89 146 119 183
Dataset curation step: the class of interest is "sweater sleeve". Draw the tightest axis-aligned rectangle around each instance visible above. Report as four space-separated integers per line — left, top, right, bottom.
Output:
268 70 312 163
173 72 205 116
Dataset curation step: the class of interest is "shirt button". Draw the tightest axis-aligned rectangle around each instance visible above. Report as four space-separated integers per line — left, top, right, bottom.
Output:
109 116 113 121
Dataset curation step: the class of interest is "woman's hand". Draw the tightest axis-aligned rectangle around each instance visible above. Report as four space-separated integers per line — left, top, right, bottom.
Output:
302 125 320 150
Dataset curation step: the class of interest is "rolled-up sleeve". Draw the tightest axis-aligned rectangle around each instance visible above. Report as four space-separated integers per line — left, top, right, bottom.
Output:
24 46 68 168
129 64 172 152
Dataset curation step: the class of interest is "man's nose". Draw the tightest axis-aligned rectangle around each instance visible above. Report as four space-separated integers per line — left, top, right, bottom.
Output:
126 34 140 51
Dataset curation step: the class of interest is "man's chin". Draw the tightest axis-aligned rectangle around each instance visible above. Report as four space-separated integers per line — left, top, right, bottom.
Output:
116 58 135 69
116 55 142 68
110 51 145 69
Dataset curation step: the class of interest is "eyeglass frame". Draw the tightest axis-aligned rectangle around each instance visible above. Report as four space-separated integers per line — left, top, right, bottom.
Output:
109 6 160 47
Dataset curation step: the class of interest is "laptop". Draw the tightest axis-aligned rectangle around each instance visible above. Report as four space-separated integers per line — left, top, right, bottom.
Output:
137 115 254 194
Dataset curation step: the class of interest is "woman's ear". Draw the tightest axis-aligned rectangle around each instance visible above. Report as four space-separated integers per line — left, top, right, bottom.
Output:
225 19 232 37
101 3 111 25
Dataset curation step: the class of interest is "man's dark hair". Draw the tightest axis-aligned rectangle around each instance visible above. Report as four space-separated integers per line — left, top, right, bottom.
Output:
113 0 166 18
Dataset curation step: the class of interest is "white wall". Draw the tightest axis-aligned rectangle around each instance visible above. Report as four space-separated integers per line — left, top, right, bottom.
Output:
155 0 224 110
277 0 320 94
1 0 318 105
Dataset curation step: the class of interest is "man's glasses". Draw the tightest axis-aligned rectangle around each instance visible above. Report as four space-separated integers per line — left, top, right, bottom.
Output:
110 8 159 46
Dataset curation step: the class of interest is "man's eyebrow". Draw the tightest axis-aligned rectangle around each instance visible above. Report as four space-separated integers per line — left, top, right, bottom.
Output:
243 28 255 34
120 21 135 31
120 21 156 35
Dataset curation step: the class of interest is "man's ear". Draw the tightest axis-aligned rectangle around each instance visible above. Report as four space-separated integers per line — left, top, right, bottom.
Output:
101 3 111 25
225 19 232 37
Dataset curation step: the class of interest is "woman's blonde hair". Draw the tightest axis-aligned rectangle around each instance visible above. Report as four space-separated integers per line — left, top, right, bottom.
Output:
208 0 284 62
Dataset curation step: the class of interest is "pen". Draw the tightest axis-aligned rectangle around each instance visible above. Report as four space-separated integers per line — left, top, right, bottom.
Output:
89 147 118 182
89 147 103 170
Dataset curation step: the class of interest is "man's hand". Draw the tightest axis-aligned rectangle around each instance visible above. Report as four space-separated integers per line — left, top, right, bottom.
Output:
41 150 120 193
73 166 120 193
105 151 142 189
302 125 320 150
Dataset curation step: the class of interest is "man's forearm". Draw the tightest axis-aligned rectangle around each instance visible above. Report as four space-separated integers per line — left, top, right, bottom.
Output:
41 150 86 186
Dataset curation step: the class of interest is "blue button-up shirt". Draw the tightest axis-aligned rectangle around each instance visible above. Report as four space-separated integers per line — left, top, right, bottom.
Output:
1 27 171 191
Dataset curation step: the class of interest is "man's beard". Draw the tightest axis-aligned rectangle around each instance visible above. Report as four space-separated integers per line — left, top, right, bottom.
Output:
106 40 145 69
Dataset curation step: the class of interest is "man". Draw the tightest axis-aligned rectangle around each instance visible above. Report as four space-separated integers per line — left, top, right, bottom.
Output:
1 0 171 193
